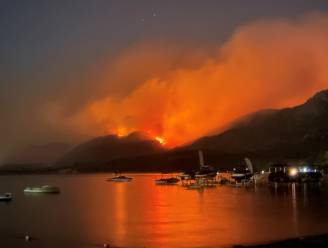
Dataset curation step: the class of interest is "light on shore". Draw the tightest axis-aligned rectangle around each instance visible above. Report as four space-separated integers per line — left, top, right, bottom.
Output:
289 168 298 177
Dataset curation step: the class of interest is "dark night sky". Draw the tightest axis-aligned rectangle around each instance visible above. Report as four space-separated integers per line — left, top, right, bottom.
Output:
1 0 328 156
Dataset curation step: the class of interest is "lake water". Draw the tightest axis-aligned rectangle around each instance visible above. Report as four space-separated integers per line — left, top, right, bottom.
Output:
1 174 328 248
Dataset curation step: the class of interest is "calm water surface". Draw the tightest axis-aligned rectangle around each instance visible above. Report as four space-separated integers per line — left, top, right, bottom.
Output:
1 174 328 248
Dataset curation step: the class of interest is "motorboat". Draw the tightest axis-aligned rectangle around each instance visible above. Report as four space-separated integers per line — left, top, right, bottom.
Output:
107 175 133 182
230 158 254 183
195 150 217 179
0 193 12 201
155 177 180 185
24 185 60 194
195 166 217 179
231 167 253 182
191 150 218 188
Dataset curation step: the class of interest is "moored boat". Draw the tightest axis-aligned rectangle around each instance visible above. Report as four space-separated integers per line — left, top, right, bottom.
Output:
231 168 253 182
191 150 218 188
107 175 133 182
230 158 254 184
24 185 60 194
0 193 12 201
195 150 217 179
155 177 180 185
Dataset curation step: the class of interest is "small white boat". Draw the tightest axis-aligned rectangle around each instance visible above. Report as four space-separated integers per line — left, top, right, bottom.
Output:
107 175 133 182
24 185 60 194
0 193 12 201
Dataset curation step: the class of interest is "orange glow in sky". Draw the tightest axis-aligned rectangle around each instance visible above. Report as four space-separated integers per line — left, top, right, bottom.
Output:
50 14 328 148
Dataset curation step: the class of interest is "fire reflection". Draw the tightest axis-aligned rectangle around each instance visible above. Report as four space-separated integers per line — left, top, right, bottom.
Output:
112 182 127 244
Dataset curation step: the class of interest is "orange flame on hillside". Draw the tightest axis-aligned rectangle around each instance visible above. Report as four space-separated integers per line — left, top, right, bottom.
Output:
116 127 129 137
155 136 166 145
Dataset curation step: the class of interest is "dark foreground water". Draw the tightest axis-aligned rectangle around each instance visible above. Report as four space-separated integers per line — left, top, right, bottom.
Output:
1 174 328 248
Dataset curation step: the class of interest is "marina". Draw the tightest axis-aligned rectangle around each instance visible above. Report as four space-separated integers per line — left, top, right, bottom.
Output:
175 151 324 188
1 173 328 247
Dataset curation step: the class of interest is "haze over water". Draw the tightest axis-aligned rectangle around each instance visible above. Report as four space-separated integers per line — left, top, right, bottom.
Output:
1 174 328 248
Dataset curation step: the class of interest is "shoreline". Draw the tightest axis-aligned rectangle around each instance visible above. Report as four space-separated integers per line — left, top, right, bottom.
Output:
234 233 328 247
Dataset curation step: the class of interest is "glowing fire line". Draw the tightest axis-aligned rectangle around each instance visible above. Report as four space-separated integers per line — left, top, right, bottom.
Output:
155 136 166 145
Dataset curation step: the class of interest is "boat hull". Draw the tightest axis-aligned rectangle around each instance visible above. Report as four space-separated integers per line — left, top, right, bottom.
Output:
155 178 179 185
24 186 60 194
0 195 12 201
0 198 12 201
155 180 178 185
108 178 132 182
231 173 253 182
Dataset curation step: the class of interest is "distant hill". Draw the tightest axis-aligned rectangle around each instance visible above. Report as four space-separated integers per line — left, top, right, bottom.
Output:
3 90 328 173
53 132 166 170
0 143 71 172
54 89 328 172
3 143 71 164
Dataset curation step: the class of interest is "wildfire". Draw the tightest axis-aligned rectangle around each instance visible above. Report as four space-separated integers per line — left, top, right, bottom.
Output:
155 136 166 145
56 15 328 148
116 127 129 137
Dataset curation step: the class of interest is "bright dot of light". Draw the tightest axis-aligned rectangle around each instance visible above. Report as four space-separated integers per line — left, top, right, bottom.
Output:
289 168 298 177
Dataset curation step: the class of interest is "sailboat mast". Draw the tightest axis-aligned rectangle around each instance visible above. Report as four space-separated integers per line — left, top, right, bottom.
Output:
198 150 205 167
245 157 254 173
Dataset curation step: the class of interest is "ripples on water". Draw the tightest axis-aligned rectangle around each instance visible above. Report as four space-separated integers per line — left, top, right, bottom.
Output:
1 174 328 248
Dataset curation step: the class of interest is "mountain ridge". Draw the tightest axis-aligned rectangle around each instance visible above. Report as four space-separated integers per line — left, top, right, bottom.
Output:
190 89 328 154
2 89 328 172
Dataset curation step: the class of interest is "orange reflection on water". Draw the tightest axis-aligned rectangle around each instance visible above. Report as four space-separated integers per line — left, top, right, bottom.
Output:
112 182 127 244
75 174 328 248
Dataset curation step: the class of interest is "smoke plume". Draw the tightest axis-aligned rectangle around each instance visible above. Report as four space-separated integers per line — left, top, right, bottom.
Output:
47 13 328 147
